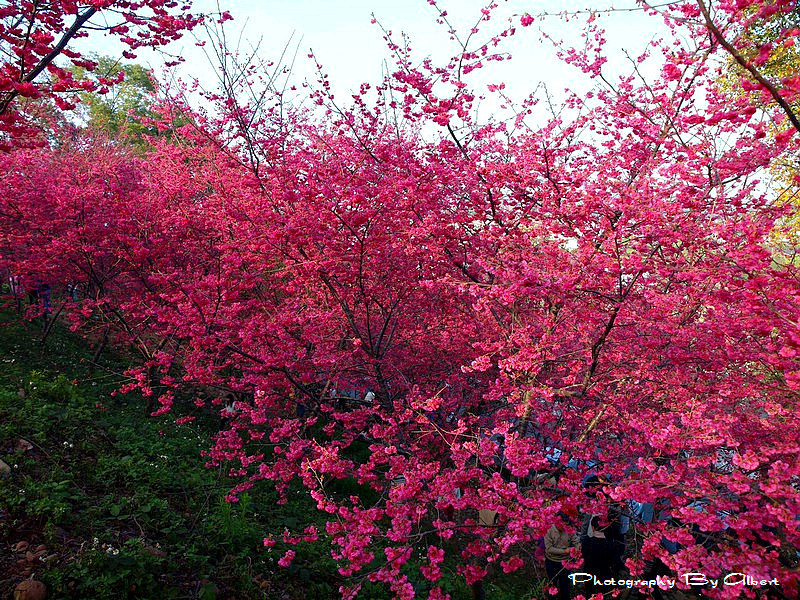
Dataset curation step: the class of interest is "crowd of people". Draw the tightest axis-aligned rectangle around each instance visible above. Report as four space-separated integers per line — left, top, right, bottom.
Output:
544 510 630 600
539 475 677 600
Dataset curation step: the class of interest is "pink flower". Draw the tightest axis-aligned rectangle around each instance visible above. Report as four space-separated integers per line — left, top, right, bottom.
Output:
663 63 682 81
277 549 296 567
500 555 524 573
428 588 451 600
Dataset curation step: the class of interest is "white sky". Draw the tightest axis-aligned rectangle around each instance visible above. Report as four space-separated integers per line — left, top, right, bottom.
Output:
77 1 671 120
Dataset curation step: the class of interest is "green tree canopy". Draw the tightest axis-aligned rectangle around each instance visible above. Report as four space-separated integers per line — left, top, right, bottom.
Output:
73 55 159 145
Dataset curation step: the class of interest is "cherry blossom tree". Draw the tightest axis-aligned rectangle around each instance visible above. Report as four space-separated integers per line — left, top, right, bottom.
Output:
1 1 799 599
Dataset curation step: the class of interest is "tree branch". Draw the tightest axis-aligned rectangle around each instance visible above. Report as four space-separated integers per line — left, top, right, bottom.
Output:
0 7 98 115
696 0 800 133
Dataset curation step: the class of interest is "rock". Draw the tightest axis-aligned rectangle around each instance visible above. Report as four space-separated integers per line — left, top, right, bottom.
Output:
142 543 166 558
478 508 497 526
16 439 34 452
0 458 11 478
14 580 47 600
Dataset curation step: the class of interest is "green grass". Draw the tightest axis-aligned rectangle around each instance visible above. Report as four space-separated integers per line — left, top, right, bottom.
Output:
0 312 339 599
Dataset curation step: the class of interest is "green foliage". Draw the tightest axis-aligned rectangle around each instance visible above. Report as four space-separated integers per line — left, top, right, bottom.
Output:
721 5 800 89
0 311 340 599
69 55 159 148
42 538 176 600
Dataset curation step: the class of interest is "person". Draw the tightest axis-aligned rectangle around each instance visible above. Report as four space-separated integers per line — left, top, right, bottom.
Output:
607 502 629 557
545 521 579 600
8 275 23 312
581 515 625 598
37 282 51 314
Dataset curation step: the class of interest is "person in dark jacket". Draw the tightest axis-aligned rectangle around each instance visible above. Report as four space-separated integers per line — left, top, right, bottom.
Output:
581 515 625 597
